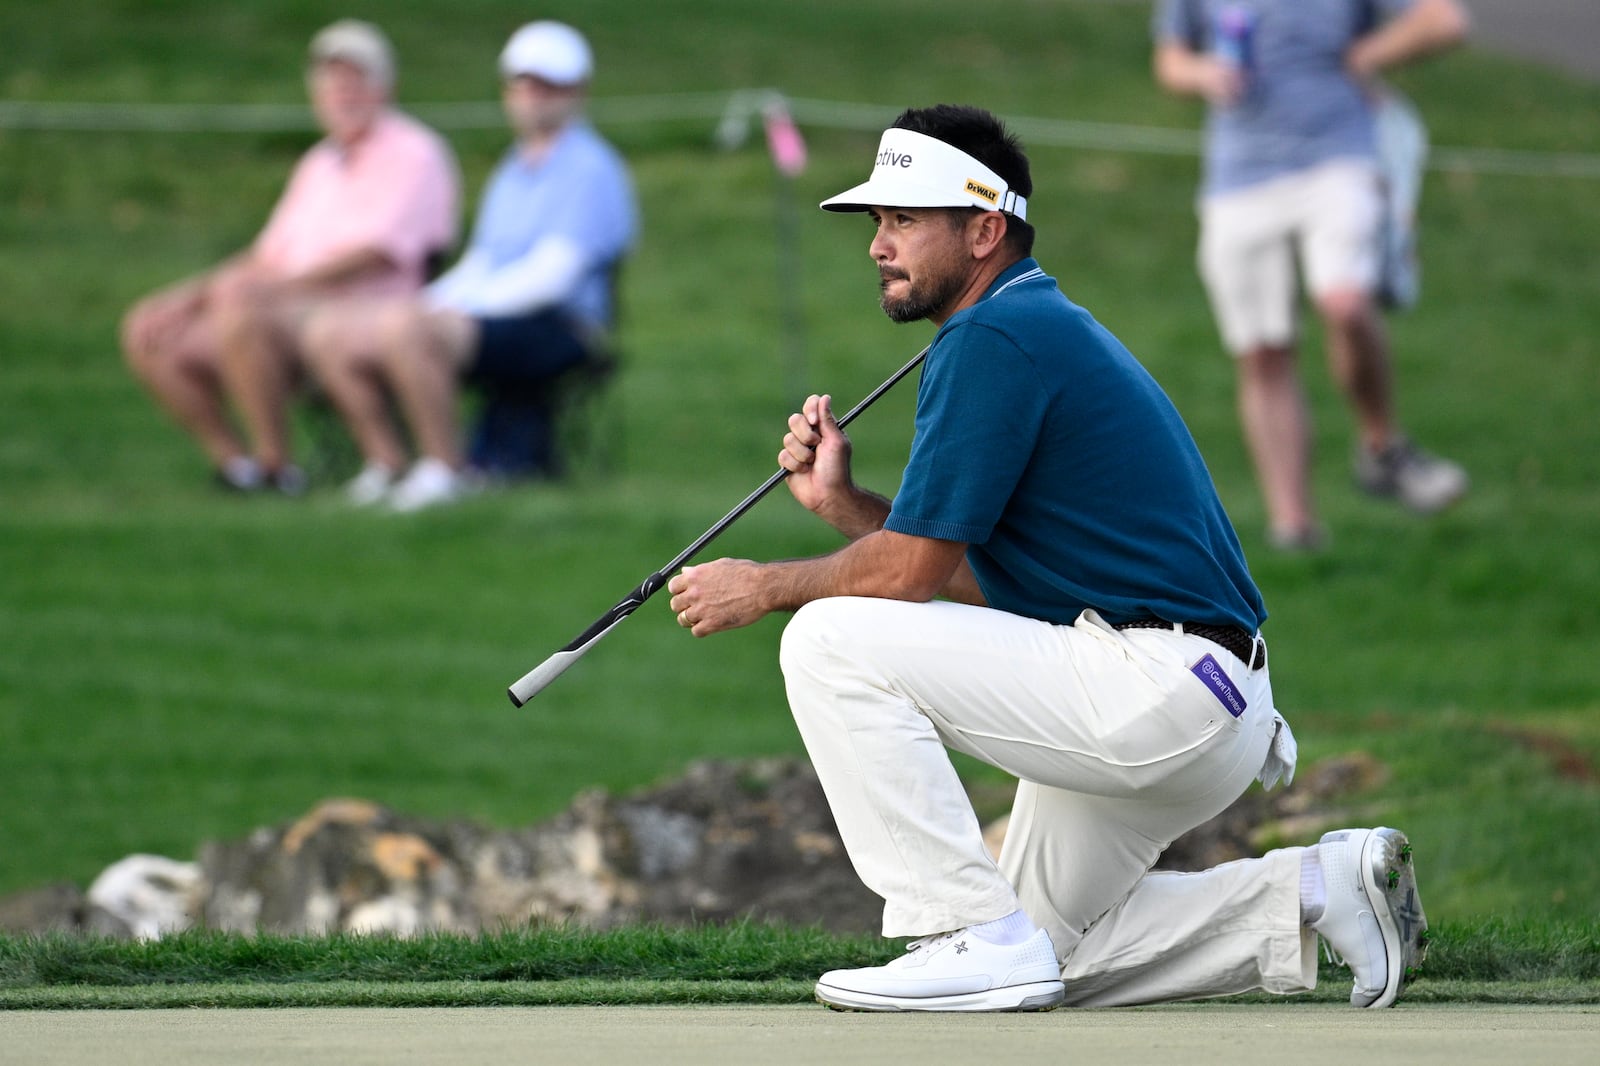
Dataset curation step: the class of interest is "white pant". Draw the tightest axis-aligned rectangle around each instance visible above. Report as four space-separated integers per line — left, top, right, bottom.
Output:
780 597 1317 1005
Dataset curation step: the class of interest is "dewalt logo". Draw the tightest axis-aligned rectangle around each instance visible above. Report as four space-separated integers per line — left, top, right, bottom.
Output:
964 178 999 204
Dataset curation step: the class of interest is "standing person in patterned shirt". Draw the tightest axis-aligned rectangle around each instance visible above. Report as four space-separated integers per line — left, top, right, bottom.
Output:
1153 0 1471 549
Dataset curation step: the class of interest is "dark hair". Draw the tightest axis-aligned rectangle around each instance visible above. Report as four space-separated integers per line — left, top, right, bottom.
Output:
891 104 1036 256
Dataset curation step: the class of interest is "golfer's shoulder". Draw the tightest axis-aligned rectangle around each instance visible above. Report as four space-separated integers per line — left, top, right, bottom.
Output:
938 311 1048 381
966 270 1081 340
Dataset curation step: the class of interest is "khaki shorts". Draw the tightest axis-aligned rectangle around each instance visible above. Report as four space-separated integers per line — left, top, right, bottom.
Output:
1198 159 1383 354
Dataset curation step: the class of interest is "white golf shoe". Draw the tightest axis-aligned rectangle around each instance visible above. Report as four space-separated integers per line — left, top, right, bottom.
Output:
1313 827 1429 1008
815 927 1065 1012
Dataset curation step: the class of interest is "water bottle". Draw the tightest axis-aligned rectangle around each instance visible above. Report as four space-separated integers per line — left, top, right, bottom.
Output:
1215 3 1256 76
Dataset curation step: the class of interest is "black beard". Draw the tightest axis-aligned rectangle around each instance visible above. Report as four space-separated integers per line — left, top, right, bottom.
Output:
878 270 961 324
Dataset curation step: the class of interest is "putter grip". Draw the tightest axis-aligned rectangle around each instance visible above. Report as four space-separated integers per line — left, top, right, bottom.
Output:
507 610 628 705
507 577 661 706
507 648 585 707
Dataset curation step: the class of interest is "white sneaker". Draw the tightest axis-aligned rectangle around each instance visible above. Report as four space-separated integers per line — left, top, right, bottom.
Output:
387 457 477 513
1312 827 1429 1008
815 927 1064 1012
344 462 399 506
215 455 263 492
1354 437 1468 514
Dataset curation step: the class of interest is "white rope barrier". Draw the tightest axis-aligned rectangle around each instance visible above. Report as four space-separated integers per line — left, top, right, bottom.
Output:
2 91 1597 179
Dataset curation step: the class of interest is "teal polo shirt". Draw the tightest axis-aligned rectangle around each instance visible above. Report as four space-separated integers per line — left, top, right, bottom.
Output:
884 259 1266 631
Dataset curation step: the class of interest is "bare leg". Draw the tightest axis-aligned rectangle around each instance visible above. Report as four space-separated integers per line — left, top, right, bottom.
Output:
1236 343 1317 541
1318 287 1395 456
120 293 247 468
301 301 411 473
382 306 478 469
214 287 304 475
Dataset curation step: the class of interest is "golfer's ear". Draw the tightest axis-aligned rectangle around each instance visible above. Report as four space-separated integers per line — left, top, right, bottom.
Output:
970 211 1007 259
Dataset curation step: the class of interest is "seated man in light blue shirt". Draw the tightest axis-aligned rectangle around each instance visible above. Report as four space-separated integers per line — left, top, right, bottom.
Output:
306 20 637 510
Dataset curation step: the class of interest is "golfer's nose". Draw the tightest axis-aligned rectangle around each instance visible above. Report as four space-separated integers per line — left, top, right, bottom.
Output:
870 227 893 263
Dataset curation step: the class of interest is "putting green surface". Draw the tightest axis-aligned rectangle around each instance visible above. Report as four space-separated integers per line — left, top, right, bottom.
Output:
5 1003 1598 1066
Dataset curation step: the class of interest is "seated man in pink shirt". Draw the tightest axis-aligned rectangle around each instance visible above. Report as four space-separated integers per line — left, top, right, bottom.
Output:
120 20 460 493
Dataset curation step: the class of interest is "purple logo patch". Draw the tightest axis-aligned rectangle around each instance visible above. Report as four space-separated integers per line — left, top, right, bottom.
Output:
1192 653 1246 718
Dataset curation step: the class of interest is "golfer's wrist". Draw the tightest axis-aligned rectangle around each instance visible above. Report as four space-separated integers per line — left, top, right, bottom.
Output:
817 486 888 539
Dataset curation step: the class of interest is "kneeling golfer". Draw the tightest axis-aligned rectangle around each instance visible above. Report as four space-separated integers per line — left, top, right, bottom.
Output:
666 104 1427 1012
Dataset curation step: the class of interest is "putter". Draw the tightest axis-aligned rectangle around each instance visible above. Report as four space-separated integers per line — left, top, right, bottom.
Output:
507 343 930 706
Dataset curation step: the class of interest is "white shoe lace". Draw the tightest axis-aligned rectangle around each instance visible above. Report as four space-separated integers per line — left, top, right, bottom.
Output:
905 930 959 953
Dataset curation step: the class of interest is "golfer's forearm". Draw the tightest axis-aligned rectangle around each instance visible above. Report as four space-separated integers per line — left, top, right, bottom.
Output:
820 492 984 604
756 529 965 612
816 486 893 541
940 559 986 607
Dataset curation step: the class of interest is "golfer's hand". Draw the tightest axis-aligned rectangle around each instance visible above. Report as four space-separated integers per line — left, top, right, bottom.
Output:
780 394 853 515
668 559 768 637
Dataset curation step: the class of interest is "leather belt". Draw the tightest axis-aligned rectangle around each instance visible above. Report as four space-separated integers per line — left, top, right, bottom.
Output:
1113 618 1267 670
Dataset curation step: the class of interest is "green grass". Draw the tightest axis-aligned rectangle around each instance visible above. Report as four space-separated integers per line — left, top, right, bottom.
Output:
1 0 1598 972
0 924 893 986
3 919 1596 1008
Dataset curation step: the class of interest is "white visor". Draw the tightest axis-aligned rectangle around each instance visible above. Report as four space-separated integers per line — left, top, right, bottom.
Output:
820 128 1027 220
